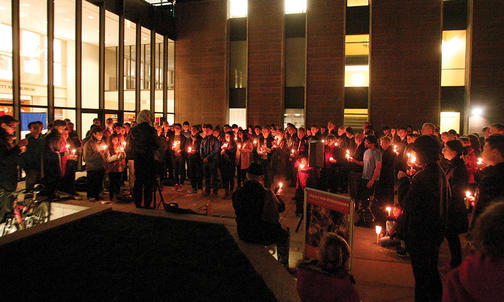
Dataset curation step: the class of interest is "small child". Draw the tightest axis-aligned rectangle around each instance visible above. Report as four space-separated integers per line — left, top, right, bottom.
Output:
297 233 360 302
83 126 107 201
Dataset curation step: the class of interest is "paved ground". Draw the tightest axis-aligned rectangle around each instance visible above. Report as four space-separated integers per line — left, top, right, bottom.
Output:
24 176 468 302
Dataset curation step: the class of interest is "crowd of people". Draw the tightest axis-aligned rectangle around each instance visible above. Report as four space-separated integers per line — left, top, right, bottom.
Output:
1 111 504 302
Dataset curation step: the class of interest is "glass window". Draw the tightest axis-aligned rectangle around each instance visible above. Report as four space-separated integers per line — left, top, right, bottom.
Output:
442 30 466 87
155 33 163 113
124 111 136 124
140 27 150 110
343 108 368 130
54 0 75 108
347 0 368 7
81 112 98 138
230 41 247 89
21 107 48 137
285 38 305 87
54 108 76 124
168 39 174 114
82 1 99 109
229 108 246 128
0 0 12 104
229 0 247 19
124 19 136 111
283 108 304 129
20 0 48 106
285 0 306 14
345 34 369 87
105 11 119 110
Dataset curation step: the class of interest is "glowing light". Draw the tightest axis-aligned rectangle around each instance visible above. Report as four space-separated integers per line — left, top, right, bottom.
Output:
477 157 483 165
65 144 70 150
229 0 247 18
120 147 124 152
188 146 192 153
386 207 392 217
329 156 334 162
253 140 257 145
375 225 382 235
442 36 463 60
471 107 483 117
291 148 295 154
71 149 76 155
279 182 283 189
465 191 472 198
285 0 307 14
88 15 94 20
102 145 108 150
299 163 305 170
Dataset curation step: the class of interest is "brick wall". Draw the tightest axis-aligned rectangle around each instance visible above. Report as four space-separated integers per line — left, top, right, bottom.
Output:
247 0 284 126
305 0 345 128
468 0 504 125
175 0 227 125
369 0 442 131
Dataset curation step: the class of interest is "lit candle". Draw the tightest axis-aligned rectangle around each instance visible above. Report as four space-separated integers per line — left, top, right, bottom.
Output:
334 142 338 147
477 157 483 165
253 139 257 145
407 152 411 159
465 191 472 198
65 144 70 150
102 145 108 151
375 225 382 244
279 182 283 189
322 139 326 144
120 147 124 152
393 145 398 155
386 206 392 217
329 156 334 162
410 155 416 164
188 146 192 153
122 141 126 147
71 149 76 155
345 149 350 160
238 144 241 149
291 148 295 154
299 163 306 170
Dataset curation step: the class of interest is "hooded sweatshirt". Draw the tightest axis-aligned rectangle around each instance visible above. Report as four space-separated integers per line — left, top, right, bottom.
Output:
442 252 504 302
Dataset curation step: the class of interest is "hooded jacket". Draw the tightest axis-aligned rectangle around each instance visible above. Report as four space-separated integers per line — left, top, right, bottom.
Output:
443 252 504 302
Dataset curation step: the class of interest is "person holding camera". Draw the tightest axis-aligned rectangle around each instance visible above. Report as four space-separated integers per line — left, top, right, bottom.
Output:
232 163 289 266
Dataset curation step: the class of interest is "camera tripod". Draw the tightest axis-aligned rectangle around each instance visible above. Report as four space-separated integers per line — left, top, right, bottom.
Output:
154 177 168 210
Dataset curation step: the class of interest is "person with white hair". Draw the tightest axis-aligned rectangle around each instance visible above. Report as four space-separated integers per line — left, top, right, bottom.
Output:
127 110 160 208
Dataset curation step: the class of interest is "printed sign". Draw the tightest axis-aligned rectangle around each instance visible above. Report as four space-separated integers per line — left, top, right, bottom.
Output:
303 188 354 270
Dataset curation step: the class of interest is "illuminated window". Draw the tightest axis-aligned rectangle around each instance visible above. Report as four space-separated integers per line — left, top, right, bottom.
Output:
344 108 368 129
229 0 247 18
345 34 369 87
440 112 460 133
285 0 306 14
347 0 368 7
441 30 466 87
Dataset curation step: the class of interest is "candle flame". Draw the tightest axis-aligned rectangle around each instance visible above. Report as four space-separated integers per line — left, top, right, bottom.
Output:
299 163 305 169
279 182 283 188
386 206 392 216
375 225 382 235
477 157 483 165
465 191 472 198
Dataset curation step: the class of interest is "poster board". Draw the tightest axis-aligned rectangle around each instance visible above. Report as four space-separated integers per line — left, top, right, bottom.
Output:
303 187 354 270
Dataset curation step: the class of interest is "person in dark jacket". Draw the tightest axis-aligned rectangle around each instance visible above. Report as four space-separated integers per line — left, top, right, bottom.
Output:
20 121 44 190
187 125 202 193
0 115 26 222
220 131 237 198
470 134 504 229
397 135 446 302
232 163 289 266
43 120 67 199
171 123 187 191
127 110 160 208
374 135 396 227
200 124 221 196
442 139 469 268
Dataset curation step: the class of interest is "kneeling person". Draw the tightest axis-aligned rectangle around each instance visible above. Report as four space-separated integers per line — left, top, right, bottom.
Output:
232 163 289 266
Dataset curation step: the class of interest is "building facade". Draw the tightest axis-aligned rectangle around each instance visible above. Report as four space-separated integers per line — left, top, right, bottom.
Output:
0 0 175 138
175 0 504 134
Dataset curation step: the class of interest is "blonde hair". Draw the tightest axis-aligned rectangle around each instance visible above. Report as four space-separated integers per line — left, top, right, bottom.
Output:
136 110 153 125
318 232 350 270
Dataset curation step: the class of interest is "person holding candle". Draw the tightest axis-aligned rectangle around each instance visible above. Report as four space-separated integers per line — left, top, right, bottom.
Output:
83 126 107 201
257 126 275 189
286 124 298 187
106 134 127 202
297 232 360 302
187 125 203 193
348 132 366 203
396 135 447 302
236 130 254 188
43 120 68 199
460 136 478 190
442 201 504 302
59 126 79 197
171 123 187 191
470 134 504 230
220 132 237 198
272 129 289 184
